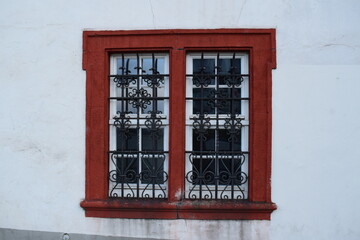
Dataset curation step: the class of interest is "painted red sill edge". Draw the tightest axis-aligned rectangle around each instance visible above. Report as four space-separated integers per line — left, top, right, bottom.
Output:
80 199 277 220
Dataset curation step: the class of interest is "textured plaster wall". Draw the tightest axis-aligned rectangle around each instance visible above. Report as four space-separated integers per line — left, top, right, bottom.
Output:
0 0 359 239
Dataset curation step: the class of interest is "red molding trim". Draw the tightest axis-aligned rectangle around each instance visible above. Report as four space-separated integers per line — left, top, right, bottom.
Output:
83 29 277 70
81 200 276 220
84 28 275 36
82 29 276 219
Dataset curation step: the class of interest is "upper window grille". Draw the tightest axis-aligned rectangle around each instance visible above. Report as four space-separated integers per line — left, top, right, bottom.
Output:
185 52 249 200
109 53 169 199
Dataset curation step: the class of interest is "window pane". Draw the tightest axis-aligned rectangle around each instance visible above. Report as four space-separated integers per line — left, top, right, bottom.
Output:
142 129 164 151
219 157 244 185
115 129 138 184
117 58 137 75
217 88 241 114
141 155 165 184
192 157 215 185
193 59 215 74
142 57 165 74
141 128 165 184
218 129 241 151
193 88 215 114
141 87 164 114
116 97 138 114
193 59 215 85
116 156 138 184
218 59 241 85
193 129 215 151
116 128 138 151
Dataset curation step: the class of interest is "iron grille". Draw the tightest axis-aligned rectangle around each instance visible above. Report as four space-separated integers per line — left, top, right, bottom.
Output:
185 53 249 200
108 53 169 199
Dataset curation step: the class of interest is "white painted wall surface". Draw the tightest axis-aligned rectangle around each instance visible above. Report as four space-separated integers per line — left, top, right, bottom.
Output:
1 0 360 239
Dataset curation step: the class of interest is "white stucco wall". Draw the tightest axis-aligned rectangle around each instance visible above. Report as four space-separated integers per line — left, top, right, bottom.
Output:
1 0 360 239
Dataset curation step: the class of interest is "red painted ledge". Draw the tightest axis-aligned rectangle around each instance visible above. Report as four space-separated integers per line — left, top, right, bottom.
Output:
80 199 277 220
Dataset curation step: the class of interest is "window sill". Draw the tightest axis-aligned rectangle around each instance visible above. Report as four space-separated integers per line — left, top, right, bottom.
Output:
80 199 277 220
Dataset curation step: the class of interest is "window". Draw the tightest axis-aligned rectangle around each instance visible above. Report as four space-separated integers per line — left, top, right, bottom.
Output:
185 53 249 200
81 29 276 220
109 53 169 198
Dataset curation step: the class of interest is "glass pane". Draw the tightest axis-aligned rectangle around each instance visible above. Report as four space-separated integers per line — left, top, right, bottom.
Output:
193 59 215 85
156 58 165 74
142 57 165 74
217 88 241 114
218 59 241 85
192 157 215 185
193 88 215 114
116 129 138 184
218 129 241 151
193 129 215 151
116 99 138 114
117 58 138 75
141 156 165 184
141 87 164 114
116 156 138 183
141 128 165 184
116 128 138 151
142 100 164 114
219 157 243 185
142 58 152 74
142 128 164 151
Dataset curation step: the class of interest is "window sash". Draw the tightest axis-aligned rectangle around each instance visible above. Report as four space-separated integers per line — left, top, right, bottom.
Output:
109 53 169 199
185 52 250 200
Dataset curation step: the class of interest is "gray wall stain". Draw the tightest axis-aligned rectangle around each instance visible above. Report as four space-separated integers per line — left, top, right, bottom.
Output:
0 228 171 240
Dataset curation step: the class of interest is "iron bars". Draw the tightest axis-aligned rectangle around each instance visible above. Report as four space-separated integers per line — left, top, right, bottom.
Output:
109 53 169 199
185 52 250 200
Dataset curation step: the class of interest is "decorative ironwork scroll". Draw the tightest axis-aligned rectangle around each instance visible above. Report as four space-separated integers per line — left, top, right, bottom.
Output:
109 53 169 199
185 53 249 200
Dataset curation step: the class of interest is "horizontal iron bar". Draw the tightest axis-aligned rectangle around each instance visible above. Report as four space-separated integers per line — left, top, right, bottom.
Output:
111 154 167 158
109 74 169 78
186 97 249 100
112 116 167 120
186 151 249 154
109 151 169 154
189 115 245 119
189 155 246 159
109 97 169 100
186 74 249 77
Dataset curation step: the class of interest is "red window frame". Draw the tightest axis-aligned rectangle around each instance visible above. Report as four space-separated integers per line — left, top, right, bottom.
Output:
81 29 277 220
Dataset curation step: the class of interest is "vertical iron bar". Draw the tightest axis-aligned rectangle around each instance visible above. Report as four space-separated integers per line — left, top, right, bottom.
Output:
120 55 127 198
123 55 129 114
152 53 156 198
215 52 220 200
239 57 243 196
230 53 236 199
136 53 140 198
199 52 205 200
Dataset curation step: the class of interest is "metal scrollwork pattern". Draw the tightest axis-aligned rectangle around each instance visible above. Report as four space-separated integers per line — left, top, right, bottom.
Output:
223 75 244 88
109 53 169 199
109 152 168 198
113 111 131 131
192 114 211 141
186 52 249 200
224 114 243 143
128 88 151 109
113 75 137 88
